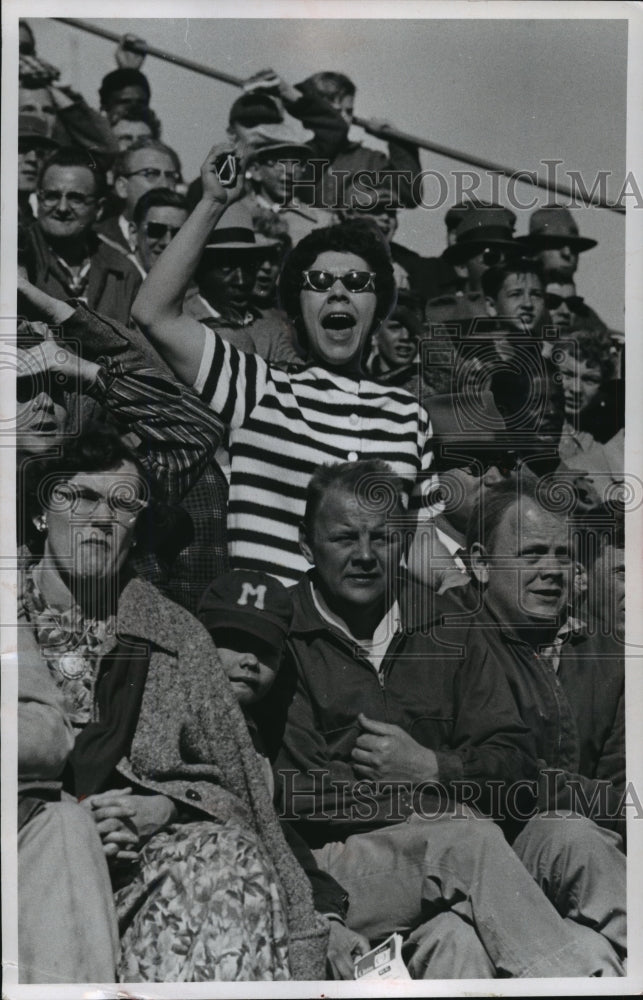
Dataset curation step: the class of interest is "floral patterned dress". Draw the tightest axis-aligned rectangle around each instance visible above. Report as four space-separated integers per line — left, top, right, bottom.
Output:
20 566 292 982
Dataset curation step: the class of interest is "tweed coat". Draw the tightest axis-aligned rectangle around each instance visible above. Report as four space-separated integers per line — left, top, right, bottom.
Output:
47 573 328 980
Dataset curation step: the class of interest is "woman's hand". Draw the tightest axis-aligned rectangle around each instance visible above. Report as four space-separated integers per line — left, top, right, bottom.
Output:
326 920 370 979
200 143 247 208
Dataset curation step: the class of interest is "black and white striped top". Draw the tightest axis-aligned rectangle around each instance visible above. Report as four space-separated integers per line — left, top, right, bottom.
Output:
195 326 436 584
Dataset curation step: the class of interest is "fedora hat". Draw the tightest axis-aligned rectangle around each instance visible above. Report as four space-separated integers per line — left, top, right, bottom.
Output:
443 206 519 264
517 206 597 252
204 203 279 252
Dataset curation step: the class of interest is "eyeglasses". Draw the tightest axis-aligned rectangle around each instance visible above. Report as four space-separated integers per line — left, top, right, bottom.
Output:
16 373 66 403
301 270 376 293
50 483 148 521
545 293 585 311
38 189 97 209
124 167 181 183
143 221 183 241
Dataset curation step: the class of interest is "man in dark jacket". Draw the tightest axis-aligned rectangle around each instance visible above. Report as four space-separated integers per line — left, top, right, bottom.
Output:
24 147 141 327
273 458 618 977
465 477 626 967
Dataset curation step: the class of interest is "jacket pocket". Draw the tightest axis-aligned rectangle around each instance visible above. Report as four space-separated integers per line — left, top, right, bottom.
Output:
322 723 361 759
409 715 454 749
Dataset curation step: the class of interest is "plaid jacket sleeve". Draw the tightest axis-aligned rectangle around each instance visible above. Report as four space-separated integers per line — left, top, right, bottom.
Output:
87 365 224 504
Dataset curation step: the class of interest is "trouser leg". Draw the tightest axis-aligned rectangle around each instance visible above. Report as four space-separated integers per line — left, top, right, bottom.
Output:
403 911 496 979
18 800 118 983
513 814 626 964
313 810 607 977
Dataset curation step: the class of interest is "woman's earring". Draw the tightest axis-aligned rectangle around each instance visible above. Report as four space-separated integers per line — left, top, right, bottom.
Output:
36 515 48 533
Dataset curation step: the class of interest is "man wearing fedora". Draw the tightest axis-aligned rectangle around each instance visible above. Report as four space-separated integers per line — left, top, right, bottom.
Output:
425 203 521 329
517 205 597 283
182 201 301 364
18 113 59 227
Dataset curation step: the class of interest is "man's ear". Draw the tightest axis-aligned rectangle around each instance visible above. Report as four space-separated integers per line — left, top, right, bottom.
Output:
485 296 497 318
114 174 128 202
299 522 314 566
94 196 107 223
573 560 588 599
469 542 490 585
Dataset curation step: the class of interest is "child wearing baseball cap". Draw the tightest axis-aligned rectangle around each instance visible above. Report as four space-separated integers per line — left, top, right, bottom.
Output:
197 570 370 979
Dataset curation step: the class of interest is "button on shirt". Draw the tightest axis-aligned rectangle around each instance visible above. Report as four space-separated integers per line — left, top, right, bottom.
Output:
194 326 437 584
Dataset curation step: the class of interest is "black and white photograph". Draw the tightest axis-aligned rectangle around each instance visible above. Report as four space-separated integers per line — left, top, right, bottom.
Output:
2 1 642 996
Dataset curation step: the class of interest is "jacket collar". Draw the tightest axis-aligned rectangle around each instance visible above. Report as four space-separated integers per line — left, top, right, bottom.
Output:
116 575 183 650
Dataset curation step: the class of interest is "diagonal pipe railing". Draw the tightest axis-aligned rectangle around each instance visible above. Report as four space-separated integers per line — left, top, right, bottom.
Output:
54 16 625 215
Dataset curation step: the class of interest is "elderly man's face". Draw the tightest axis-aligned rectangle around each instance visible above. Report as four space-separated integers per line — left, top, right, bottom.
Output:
38 164 100 242
472 498 572 627
300 484 402 617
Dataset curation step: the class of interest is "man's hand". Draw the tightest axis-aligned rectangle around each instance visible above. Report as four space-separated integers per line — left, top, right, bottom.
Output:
19 53 60 87
200 143 247 208
361 117 395 137
82 787 139 861
326 920 370 980
83 788 179 862
115 34 148 70
351 714 439 783
242 67 299 104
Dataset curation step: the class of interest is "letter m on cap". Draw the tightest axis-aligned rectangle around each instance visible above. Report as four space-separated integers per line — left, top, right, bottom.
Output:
238 582 267 611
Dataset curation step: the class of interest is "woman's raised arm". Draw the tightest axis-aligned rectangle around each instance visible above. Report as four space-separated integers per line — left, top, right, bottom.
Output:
132 144 245 386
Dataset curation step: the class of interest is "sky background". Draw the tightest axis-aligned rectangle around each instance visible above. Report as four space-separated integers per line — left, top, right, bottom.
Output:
17 12 628 328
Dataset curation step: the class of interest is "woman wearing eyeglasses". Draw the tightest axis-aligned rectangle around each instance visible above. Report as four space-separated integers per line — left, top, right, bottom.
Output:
19 423 328 982
134 145 440 585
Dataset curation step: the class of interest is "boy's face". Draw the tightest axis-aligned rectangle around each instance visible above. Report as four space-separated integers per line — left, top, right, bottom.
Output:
213 627 281 707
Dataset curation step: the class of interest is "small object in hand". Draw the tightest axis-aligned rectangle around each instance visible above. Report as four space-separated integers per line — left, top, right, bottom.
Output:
214 152 239 188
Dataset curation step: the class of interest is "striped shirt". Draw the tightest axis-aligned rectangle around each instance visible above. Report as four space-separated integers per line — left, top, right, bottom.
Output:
194 326 436 584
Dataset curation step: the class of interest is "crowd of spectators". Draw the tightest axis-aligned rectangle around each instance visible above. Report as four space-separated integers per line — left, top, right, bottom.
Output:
14 19 626 984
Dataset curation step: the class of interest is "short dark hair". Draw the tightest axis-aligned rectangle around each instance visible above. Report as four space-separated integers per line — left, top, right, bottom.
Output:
303 459 407 541
278 221 397 348
39 146 108 199
303 71 356 102
99 68 151 109
112 137 182 181
133 187 189 227
481 258 544 300
557 327 616 383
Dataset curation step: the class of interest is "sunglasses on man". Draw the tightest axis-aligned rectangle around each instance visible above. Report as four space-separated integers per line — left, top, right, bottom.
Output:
143 221 183 241
545 293 585 311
